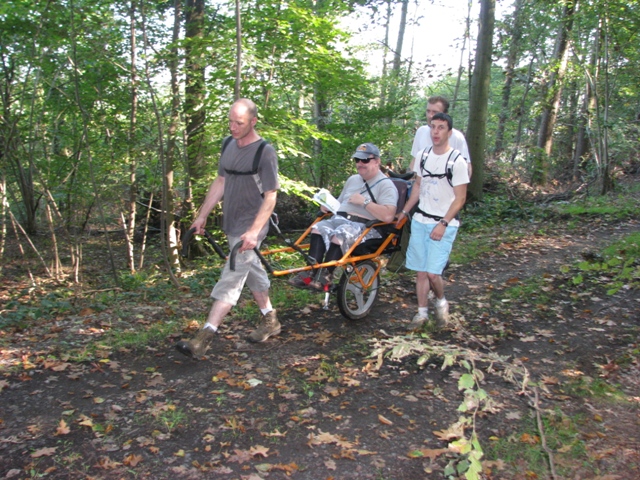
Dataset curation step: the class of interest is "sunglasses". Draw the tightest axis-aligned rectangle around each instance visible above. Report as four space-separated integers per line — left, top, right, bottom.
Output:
353 157 375 164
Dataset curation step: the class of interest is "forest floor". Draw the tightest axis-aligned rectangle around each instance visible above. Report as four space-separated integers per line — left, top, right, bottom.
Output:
1 200 639 479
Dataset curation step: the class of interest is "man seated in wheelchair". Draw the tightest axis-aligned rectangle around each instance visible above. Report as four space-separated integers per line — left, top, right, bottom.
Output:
289 143 398 290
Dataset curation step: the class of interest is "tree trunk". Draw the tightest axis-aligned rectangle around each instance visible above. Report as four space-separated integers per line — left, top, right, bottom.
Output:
392 0 408 74
184 0 206 208
234 0 242 100
163 0 182 273
379 0 392 109
574 29 599 180
139 0 181 288
125 0 139 274
466 0 496 202
494 0 525 154
451 0 471 112
536 1 576 159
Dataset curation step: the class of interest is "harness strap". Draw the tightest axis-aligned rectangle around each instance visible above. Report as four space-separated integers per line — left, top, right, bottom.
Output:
419 147 461 187
414 207 443 222
220 136 269 197
336 211 371 224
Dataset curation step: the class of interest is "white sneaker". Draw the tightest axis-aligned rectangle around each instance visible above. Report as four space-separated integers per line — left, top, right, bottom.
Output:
408 312 429 330
434 298 449 328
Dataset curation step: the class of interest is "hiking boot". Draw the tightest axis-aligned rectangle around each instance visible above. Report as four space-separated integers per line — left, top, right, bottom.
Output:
309 270 333 291
247 310 281 343
408 311 429 330
175 326 216 358
434 298 449 328
288 273 312 289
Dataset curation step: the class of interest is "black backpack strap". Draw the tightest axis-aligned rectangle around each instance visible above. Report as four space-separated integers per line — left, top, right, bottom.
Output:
419 146 433 176
223 139 267 176
222 139 269 197
445 149 462 187
221 135 233 156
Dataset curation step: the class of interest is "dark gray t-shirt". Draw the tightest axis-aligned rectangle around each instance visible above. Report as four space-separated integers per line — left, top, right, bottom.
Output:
218 138 278 238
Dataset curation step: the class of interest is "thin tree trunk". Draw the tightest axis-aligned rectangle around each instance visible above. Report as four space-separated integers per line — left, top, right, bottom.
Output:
184 0 206 211
140 0 181 288
600 15 612 194
494 0 526 154
163 0 182 273
138 193 154 270
235 0 242 100
45 203 61 278
379 0 391 109
386 0 408 114
392 0 408 74
125 0 139 274
0 177 8 272
536 1 576 157
9 209 51 279
466 0 496 202
452 0 471 112
574 31 598 180
9 212 37 286
69 0 120 287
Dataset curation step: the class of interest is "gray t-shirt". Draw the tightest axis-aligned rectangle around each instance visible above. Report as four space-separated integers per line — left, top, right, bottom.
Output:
218 138 279 238
336 171 398 219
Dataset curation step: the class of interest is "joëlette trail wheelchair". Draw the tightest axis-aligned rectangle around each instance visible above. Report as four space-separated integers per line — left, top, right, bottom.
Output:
182 172 413 321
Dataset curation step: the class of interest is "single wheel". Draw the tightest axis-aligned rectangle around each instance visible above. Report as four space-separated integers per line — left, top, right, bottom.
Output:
337 260 380 320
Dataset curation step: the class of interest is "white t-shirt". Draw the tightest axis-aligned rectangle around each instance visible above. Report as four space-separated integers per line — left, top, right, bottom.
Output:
411 125 471 164
411 147 470 227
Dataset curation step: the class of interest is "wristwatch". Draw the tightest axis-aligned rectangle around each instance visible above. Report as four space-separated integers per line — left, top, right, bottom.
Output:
440 219 449 227
363 198 371 207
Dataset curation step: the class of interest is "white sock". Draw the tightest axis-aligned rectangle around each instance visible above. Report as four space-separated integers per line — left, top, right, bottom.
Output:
203 323 218 333
260 308 273 316
436 297 447 306
418 307 428 317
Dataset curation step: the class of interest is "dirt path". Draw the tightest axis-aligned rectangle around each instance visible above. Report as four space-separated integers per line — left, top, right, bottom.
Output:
1 219 638 479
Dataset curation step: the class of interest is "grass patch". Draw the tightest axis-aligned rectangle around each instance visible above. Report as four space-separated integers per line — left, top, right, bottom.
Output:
560 376 625 400
485 408 592 478
97 317 182 352
552 191 639 220
571 231 640 294
502 276 552 305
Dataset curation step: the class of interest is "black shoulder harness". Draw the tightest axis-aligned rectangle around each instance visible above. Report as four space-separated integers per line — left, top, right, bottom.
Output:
222 136 268 176
419 147 461 187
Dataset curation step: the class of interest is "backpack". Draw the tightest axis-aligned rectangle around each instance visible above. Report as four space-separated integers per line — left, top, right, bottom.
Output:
419 146 462 187
221 136 268 196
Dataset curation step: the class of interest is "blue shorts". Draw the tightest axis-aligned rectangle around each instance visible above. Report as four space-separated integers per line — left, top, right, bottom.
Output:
405 220 458 275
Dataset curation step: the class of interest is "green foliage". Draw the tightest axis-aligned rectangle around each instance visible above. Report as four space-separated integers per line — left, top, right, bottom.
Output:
462 194 542 233
573 232 640 295
553 192 639 220
1 291 74 329
486 408 591 478
561 376 624 399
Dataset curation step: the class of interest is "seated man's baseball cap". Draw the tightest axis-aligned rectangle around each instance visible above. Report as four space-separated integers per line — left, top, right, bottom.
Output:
352 143 380 159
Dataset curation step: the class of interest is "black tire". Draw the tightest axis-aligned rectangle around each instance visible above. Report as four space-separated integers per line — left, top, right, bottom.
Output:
336 260 379 320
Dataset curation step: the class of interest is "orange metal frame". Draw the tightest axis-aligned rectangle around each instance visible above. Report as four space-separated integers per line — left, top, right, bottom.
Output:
259 213 408 278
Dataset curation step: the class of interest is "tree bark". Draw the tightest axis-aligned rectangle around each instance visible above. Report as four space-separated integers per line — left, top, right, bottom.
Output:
184 0 206 207
494 0 525 154
466 0 496 202
161 0 182 273
536 1 576 157
574 26 599 180
451 0 471 112
125 0 139 274
234 0 242 100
